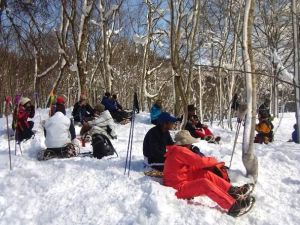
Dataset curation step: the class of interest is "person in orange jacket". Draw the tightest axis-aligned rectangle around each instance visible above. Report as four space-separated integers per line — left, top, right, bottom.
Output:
163 130 255 217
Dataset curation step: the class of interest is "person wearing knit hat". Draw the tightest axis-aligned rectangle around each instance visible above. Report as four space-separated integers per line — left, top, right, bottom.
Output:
13 96 35 143
44 97 77 154
143 111 176 171
72 94 95 123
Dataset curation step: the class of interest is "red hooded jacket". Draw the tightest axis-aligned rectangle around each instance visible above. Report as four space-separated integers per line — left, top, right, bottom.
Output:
164 145 219 189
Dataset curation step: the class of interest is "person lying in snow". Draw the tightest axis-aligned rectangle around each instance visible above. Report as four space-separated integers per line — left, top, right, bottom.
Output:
163 130 255 217
143 112 176 171
44 100 79 158
13 97 35 143
184 105 221 143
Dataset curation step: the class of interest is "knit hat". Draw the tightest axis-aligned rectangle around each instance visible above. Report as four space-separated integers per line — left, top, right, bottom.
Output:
158 112 177 123
20 97 31 106
175 130 198 145
56 96 65 104
94 104 105 113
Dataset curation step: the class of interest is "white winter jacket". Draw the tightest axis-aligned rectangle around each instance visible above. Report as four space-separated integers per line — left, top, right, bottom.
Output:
45 112 72 148
88 110 117 139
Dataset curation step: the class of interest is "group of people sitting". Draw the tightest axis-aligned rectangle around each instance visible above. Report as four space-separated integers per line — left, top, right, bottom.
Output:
12 92 131 159
150 100 221 144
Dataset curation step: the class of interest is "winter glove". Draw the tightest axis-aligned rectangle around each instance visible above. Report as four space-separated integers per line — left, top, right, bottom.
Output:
71 138 81 148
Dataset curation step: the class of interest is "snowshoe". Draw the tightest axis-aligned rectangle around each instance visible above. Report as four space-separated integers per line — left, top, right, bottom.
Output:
228 196 255 217
37 149 58 161
228 183 255 200
144 170 163 178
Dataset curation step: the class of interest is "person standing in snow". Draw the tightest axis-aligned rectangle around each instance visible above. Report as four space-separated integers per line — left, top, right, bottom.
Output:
44 100 77 156
143 112 176 171
164 130 255 217
72 94 95 123
231 93 240 112
150 99 163 125
13 97 35 143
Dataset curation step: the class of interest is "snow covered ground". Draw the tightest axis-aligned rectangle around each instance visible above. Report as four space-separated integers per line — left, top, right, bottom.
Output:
0 110 299 225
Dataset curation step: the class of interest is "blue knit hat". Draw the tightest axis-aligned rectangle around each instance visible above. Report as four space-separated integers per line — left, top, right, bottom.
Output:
158 112 177 123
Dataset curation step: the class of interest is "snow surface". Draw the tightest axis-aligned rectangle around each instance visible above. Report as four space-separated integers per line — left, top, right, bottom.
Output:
0 110 299 225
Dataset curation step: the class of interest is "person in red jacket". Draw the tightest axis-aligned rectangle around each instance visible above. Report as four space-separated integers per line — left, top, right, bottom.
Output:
163 130 255 217
13 97 35 143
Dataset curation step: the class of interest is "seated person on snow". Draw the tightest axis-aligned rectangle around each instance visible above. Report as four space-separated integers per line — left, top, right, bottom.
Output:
163 130 255 217
72 94 95 123
81 103 117 159
255 98 274 144
101 92 130 123
143 112 176 171
44 100 78 157
112 94 123 111
13 97 35 143
150 99 163 125
185 104 221 143
292 124 299 143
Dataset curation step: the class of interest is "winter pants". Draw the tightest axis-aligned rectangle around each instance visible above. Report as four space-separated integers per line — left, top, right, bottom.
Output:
175 170 235 210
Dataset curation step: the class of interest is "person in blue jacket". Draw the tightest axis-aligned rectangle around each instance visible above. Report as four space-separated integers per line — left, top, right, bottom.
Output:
292 124 299 143
101 92 130 123
150 99 163 125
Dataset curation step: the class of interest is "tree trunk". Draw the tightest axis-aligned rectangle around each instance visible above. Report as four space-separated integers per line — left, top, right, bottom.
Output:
292 0 300 143
242 0 258 182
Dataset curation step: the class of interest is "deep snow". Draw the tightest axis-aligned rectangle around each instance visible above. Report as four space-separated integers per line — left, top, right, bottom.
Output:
0 109 299 225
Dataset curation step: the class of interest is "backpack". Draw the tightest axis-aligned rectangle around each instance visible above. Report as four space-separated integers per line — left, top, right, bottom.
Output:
91 134 117 159
210 163 230 182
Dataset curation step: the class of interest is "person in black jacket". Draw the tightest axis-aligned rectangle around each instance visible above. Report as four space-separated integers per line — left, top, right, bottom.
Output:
143 112 176 171
72 94 94 123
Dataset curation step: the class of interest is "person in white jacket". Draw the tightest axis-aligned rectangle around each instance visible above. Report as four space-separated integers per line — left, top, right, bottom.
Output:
81 104 117 139
44 101 76 154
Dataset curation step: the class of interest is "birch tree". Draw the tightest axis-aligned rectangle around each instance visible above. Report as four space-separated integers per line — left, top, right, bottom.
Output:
292 0 300 143
242 0 258 182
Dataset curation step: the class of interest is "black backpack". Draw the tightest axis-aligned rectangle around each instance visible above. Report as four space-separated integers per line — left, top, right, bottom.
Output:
91 134 117 159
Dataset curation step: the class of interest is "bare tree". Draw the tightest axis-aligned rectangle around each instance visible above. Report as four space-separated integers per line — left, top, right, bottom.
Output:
242 0 258 182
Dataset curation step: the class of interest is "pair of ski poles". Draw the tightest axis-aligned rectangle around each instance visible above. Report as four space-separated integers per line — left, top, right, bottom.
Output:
124 95 138 176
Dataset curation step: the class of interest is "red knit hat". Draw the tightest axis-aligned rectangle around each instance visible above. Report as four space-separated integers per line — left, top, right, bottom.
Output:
56 96 65 104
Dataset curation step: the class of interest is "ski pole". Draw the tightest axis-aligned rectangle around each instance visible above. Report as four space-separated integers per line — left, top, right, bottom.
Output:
124 108 135 176
4 97 12 170
229 120 242 169
127 107 136 176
